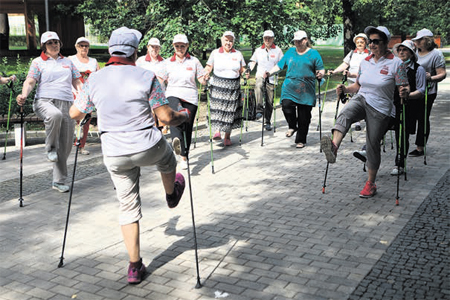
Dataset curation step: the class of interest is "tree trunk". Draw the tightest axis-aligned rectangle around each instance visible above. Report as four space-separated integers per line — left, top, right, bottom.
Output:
342 0 354 56
0 14 10 50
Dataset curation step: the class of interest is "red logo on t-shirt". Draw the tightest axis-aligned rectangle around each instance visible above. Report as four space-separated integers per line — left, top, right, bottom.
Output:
186 67 193 71
380 66 389 75
232 58 237 61
270 54 276 58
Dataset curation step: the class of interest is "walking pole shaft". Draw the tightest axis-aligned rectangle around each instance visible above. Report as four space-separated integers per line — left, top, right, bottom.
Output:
18 106 24 207
2 83 14 160
58 114 91 267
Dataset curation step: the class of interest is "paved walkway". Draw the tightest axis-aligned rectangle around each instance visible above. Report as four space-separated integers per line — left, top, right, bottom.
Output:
0 71 449 300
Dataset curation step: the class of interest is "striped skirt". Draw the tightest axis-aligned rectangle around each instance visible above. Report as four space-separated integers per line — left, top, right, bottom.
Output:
209 74 242 133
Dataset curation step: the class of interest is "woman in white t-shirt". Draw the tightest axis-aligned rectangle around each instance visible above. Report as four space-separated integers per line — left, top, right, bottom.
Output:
157 34 206 169
409 28 446 157
204 31 246 146
329 33 370 131
69 37 100 155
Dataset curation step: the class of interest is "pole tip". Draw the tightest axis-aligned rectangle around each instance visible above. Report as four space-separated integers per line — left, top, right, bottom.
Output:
322 187 325 194
58 260 64 268
195 281 202 289
395 199 399 206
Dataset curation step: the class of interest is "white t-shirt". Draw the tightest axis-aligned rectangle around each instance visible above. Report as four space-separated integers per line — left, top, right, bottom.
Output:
74 58 168 156
68 55 98 74
136 54 165 74
206 47 246 79
357 52 409 116
250 44 284 84
157 54 205 105
27 52 81 101
416 49 446 95
343 49 370 83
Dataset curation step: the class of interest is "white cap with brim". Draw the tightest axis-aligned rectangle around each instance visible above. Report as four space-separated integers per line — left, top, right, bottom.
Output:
364 26 391 42
108 27 142 57
41 31 60 44
292 30 307 41
147 38 160 46
393 40 418 61
75 37 90 46
173 34 189 44
412 28 433 41
353 33 368 44
263 30 274 38
222 31 235 40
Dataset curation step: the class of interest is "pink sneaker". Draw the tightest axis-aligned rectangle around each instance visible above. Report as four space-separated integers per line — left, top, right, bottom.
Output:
223 138 232 146
166 173 185 208
127 262 146 284
359 181 377 198
213 132 222 140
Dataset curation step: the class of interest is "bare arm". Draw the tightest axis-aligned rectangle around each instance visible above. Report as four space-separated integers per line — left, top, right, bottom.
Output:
328 62 349 75
69 105 86 121
153 105 188 126
156 76 166 91
428 67 446 83
336 81 360 96
204 64 213 81
72 78 83 93
16 77 37 106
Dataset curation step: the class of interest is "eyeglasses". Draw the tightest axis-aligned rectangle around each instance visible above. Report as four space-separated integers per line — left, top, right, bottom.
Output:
368 39 382 45
397 47 409 53
46 40 59 45
78 44 89 48
174 45 187 49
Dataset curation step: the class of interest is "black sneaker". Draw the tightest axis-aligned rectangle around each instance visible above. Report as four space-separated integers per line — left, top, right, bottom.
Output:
265 123 272 131
255 112 263 120
353 150 367 163
409 149 424 157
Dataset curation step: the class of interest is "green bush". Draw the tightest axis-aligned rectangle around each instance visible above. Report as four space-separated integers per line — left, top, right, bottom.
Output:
9 35 39 47
0 56 35 122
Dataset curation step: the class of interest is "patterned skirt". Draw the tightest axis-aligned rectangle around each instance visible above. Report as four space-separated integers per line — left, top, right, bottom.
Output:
209 74 242 133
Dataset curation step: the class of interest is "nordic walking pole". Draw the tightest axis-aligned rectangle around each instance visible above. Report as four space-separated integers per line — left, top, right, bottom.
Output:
182 125 202 288
317 75 330 131
245 86 249 132
323 75 346 194
18 106 24 207
2 79 14 160
390 130 394 150
239 76 248 146
58 113 91 268
261 77 268 147
317 77 322 152
424 85 428 165
273 74 278 133
402 102 407 181
206 82 215 174
193 83 203 149
395 101 404 206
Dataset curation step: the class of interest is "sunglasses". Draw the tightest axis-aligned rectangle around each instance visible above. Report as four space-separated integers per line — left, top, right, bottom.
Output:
368 39 382 45
46 40 60 45
78 44 89 48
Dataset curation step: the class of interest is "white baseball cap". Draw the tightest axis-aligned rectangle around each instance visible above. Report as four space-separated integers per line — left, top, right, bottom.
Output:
222 31 235 40
41 31 60 44
292 30 307 41
353 33 368 44
108 26 142 57
75 37 90 46
412 28 433 41
173 34 189 44
147 37 160 46
263 30 274 38
393 40 418 61
364 26 391 42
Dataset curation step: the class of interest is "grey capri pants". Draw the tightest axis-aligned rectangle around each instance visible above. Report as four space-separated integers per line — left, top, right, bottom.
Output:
103 137 177 225
332 94 391 170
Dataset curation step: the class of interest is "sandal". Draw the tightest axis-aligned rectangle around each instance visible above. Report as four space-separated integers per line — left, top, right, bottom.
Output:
286 129 295 137
296 143 306 149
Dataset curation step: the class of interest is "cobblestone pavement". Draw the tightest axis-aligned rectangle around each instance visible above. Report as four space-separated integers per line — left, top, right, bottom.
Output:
0 72 449 300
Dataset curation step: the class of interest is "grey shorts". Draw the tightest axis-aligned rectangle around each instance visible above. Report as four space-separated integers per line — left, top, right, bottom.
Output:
103 137 176 225
333 94 391 170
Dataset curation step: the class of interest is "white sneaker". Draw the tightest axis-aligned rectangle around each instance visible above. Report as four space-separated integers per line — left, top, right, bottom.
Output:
47 150 58 162
172 137 181 155
80 148 90 155
52 183 70 193
390 167 404 176
179 159 188 170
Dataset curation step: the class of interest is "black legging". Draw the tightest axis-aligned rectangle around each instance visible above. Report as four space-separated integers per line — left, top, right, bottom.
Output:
167 97 197 157
281 99 313 144
411 93 436 147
